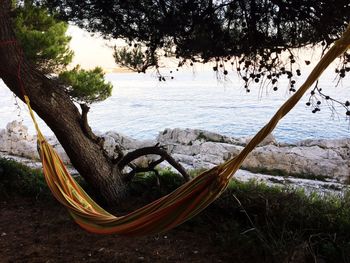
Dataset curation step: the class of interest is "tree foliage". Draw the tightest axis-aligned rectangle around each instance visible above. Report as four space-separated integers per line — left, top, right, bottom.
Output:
13 2 73 73
59 66 112 104
12 1 113 105
43 0 350 114
113 45 158 73
44 0 349 61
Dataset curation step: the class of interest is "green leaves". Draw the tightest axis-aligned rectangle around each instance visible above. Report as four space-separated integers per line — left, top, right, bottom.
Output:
59 66 113 104
113 46 158 72
13 2 113 105
13 4 73 73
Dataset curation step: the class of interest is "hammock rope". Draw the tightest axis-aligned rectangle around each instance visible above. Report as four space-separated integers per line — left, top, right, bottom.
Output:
10 24 350 236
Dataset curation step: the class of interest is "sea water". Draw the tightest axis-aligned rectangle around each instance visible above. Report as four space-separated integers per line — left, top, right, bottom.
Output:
0 67 349 143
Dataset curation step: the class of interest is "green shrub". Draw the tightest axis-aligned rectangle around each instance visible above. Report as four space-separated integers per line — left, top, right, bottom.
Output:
0 158 48 199
129 168 184 198
209 179 350 262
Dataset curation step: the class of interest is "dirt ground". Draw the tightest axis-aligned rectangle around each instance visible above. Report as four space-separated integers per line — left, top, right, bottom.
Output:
0 196 246 263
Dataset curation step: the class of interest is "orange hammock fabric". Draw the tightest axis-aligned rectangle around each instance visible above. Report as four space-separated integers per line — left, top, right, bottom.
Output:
23 25 350 236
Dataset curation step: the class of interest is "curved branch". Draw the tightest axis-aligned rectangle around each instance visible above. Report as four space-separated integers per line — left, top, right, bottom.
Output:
123 156 164 182
118 145 190 182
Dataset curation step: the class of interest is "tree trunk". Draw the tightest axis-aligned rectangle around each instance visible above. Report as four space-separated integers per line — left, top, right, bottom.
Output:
0 0 125 202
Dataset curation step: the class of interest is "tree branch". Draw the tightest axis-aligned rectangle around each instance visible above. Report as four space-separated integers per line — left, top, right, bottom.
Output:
123 156 165 182
118 145 190 182
80 103 97 140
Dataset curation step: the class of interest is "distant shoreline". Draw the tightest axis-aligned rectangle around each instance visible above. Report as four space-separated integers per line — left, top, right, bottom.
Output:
103 67 134 74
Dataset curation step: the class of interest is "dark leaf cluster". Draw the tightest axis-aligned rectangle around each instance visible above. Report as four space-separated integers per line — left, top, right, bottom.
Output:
43 0 349 63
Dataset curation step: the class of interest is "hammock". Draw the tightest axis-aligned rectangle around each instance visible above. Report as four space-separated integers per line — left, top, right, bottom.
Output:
22 25 350 236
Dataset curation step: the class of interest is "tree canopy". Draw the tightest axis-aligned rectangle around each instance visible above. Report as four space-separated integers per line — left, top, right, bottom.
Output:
42 0 350 113
12 1 112 105
14 0 349 115
59 66 112 104
44 0 349 60
13 3 73 73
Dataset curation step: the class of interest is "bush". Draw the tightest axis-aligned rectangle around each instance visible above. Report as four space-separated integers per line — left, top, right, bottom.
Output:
207 179 350 262
129 168 184 198
0 158 48 199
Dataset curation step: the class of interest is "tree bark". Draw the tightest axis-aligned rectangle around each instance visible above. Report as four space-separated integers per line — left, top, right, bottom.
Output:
0 0 125 202
117 146 190 182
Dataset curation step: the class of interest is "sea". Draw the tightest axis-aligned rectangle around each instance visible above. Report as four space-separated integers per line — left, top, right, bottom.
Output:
0 67 349 143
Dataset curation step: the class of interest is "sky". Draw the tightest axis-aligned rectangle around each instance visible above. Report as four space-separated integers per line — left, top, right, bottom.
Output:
66 25 123 70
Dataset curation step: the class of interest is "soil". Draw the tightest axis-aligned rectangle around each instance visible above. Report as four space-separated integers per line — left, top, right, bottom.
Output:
0 196 250 263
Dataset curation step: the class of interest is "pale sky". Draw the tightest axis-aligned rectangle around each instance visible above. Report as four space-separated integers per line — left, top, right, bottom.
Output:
66 25 125 70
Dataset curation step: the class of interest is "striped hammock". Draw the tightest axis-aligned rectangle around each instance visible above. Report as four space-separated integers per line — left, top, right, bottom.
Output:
24 25 350 236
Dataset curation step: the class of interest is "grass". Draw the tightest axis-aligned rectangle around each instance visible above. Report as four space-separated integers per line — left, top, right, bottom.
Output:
123 169 350 262
214 180 350 262
1 158 350 262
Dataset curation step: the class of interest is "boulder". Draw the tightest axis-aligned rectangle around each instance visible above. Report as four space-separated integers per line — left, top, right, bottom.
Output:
1 122 349 183
243 144 349 182
157 128 240 145
239 133 277 146
104 131 155 151
0 121 38 160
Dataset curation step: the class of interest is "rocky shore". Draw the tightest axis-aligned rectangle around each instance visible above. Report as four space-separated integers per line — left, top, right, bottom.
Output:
1 121 349 194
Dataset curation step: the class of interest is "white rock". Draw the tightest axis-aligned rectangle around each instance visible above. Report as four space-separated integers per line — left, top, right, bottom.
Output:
297 138 350 149
243 144 349 181
157 128 199 145
240 133 277 146
192 160 216 169
1 122 349 183
200 142 241 158
157 128 240 145
171 153 196 165
172 144 201 156
104 131 154 150
103 135 118 157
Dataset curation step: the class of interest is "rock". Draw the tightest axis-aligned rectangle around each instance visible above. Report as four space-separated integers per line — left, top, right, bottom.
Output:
157 128 200 145
240 133 277 146
171 153 196 166
197 153 222 165
192 160 216 170
243 144 349 182
6 121 28 137
102 135 118 158
0 121 38 159
157 128 240 145
199 142 242 159
104 131 155 151
1 122 349 183
171 144 201 156
296 138 350 149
